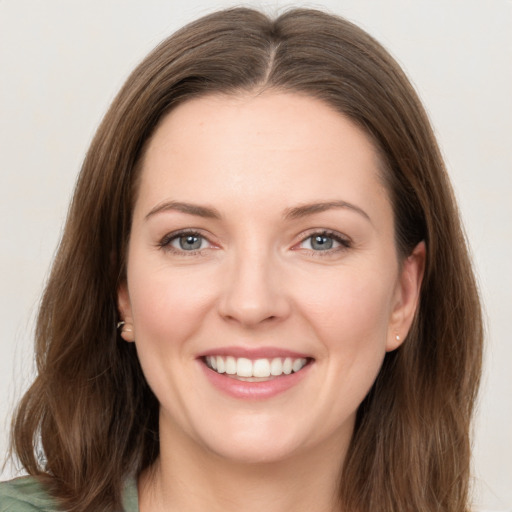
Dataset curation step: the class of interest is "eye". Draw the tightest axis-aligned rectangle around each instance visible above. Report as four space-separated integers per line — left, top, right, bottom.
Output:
172 233 207 251
297 231 351 253
158 230 212 254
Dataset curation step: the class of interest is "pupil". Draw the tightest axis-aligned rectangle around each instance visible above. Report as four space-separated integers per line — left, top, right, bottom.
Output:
312 235 333 250
180 235 201 250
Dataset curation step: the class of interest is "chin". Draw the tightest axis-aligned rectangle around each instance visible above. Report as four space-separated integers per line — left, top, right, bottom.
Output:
209 437 303 465
192 414 310 465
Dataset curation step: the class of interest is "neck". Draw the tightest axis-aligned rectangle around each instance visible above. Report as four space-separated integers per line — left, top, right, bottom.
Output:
138 420 349 512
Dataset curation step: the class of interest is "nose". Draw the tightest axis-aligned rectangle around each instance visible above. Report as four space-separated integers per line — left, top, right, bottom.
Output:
217 248 291 328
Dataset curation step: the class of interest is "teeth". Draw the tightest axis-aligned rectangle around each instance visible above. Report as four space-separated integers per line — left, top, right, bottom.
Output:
292 358 305 372
270 358 282 376
216 356 225 374
225 356 237 375
253 359 270 378
205 356 308 378
237 358 252 377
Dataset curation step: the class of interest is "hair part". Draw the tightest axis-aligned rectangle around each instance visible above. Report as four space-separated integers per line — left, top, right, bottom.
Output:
11 7 482 512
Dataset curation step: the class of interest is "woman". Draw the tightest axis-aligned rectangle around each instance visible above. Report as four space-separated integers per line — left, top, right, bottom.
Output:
1 7 482 512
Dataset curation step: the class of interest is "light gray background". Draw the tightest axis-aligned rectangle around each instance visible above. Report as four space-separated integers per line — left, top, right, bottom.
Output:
1 1 511 510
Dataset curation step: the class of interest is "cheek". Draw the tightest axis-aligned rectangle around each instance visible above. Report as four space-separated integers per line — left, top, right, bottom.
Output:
293 265 395 386
317 274 393 405
126 265 219 418
128 264 217 352
298 268 394 338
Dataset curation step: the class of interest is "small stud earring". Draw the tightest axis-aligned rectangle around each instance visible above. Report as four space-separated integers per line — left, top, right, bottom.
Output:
395 334 400 342
117 320 134 341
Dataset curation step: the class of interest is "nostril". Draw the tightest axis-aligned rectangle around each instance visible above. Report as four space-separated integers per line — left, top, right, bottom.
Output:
217 264 292 326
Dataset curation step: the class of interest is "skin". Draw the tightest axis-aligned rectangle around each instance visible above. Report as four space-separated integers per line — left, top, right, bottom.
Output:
118 91 425 512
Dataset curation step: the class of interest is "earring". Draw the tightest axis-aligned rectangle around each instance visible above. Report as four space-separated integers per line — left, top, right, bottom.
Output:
395 334 400 342
117 320 134 341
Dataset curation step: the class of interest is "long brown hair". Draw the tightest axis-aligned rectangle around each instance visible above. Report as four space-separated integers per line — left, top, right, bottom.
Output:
10 8 482 511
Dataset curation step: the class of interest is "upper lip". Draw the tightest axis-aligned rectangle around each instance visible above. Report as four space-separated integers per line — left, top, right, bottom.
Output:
196 346 312 360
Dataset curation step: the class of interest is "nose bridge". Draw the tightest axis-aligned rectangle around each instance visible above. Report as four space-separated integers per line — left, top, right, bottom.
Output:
218 239 289 326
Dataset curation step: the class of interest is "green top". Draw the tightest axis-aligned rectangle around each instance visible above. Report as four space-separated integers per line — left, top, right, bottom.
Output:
0 476 139 512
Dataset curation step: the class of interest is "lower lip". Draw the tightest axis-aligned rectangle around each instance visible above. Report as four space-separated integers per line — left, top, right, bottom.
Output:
199 360 312 399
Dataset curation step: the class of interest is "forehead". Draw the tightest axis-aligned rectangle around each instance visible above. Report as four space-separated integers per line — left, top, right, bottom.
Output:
135 91 390 219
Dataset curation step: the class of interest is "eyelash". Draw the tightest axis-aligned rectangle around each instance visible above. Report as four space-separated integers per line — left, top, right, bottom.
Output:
157 230 211 256
157 229 352 256
296 230 352 256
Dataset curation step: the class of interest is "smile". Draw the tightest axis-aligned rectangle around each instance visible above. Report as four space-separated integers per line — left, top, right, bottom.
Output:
204 356 309 380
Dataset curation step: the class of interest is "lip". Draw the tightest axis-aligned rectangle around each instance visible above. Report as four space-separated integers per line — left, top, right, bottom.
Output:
197 346 311 360
198 353 313 400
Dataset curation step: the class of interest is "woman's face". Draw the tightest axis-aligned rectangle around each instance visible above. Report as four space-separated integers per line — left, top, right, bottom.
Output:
119 92 424 464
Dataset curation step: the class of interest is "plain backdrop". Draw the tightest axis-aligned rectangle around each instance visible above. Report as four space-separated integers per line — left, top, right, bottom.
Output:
1 1 511 510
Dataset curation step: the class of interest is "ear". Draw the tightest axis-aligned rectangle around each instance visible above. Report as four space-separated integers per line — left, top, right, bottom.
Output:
386 241 426 352
117 282 135 342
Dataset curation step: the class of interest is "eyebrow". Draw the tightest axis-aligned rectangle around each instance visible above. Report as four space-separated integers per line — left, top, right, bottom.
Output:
145 200 221 221
283 200 372 223
145 199 371 223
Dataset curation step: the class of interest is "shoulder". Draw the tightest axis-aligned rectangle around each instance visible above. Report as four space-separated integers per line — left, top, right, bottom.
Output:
0 475 139 512
0 476 58 512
